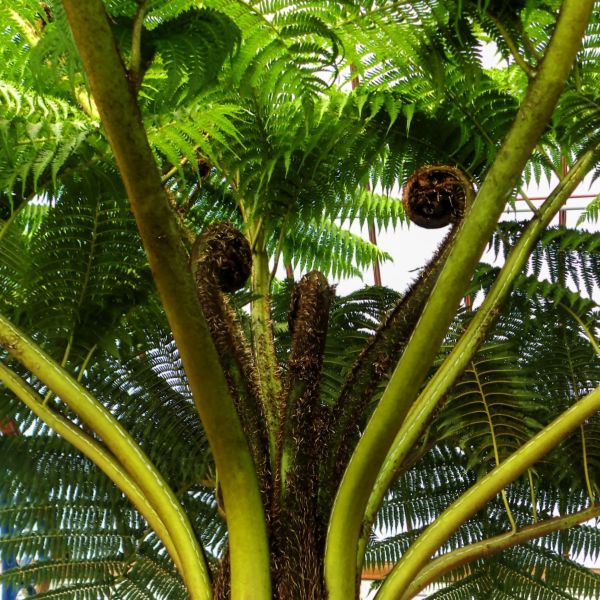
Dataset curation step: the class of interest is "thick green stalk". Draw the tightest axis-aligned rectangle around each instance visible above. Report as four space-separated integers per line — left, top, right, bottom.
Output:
375 385 600 599
401 503 600 600
250 228 281 460
324 3 593 597
0 315 210 599
60 3 271 598
356 145 597 565
0 362 184 577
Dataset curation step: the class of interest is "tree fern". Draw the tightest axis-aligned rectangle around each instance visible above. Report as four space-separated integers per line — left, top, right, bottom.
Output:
1 2 600 599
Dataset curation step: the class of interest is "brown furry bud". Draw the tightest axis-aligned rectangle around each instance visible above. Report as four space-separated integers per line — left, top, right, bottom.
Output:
403 165 475 229
191 222 251 292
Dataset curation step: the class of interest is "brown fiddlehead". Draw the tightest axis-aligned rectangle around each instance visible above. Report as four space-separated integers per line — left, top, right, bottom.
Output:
190 222 270 489
320 165 475 513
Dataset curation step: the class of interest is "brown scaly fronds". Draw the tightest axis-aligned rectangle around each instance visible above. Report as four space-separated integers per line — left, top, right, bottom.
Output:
272 270 334 600
190 222 270 492
320 165 476 514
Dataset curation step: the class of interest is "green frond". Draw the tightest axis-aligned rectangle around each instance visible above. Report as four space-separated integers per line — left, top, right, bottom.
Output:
18 192 151 363
474 265 598 317
146 99 242 175
320 285 401 406
336 189 408 231
0 558 128 590
496 543 600 600
366 446 476 569
0 5 37 86
435 339 543 473
92 344 212 488
577 192 600 226
282 217 391 280
26 1 83 97
217 0 341 100
493 223 600 299
142 9 241 105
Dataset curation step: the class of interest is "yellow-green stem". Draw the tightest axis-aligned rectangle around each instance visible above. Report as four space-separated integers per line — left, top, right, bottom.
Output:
43 332 74 405
560 303 600 356
0 361 184 578
77 344 97 382
0 314 211 599
527 469 539 522
250 225 281 461
400 503 600 600
580 425 595 503
60 3 272 597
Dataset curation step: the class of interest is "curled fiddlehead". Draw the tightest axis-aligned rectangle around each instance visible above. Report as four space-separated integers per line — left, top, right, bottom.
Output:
190 222 270 487
320 165 475 512
403 165 472 229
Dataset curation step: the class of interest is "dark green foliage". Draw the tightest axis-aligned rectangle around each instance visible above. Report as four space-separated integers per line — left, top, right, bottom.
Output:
143 9 242 105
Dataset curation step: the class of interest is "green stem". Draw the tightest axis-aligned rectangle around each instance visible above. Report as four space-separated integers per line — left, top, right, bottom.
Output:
0 314 211 599
518 187 540 215
527 469 539 522
400 503 600 600
60 3 272 597
0 361 184 577
325 4 594 595
250 225 281 462
580 425 595 503
356 142 597 569
129 1 148 93
77 344 97 382
490 13 536 78
375 385 600 599
559 303 600 356
473 362 517 531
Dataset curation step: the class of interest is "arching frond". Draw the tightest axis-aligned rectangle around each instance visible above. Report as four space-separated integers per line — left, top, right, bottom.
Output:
434 339 543 473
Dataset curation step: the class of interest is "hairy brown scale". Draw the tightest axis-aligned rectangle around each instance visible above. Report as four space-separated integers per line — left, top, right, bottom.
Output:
272 270 334 600
191 222 252 292
402 165 471 229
